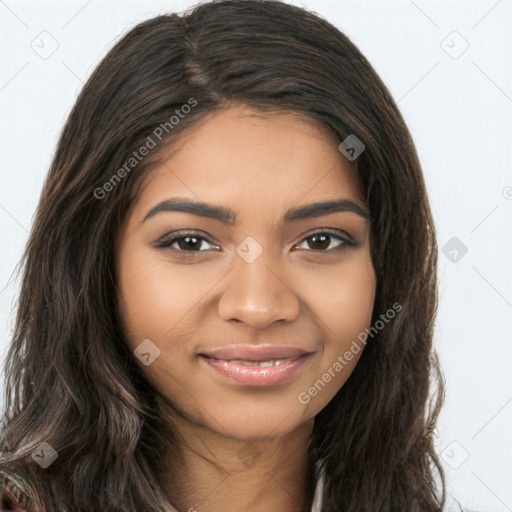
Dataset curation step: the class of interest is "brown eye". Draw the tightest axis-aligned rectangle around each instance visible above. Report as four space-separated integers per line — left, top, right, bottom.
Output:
153 231 220 257
293 230 355 252
175 235 205 251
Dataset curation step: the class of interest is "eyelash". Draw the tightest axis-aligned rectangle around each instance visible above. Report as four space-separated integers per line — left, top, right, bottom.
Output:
152 229 357 258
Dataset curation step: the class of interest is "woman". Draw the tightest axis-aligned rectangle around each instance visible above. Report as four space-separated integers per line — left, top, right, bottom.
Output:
0 0 474 510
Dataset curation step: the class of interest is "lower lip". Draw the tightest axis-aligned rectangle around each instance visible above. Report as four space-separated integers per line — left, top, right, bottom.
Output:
199 354 314 386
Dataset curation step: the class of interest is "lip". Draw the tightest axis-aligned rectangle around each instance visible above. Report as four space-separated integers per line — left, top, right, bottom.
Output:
199 344 313 361
197 344 316 386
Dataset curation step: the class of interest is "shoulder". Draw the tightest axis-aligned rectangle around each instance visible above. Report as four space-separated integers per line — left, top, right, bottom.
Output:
0 473 30 511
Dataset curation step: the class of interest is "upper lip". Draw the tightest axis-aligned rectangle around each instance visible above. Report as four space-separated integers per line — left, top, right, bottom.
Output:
199 344 314 361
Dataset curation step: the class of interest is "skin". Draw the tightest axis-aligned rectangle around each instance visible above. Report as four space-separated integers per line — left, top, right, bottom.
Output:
115 105 376 512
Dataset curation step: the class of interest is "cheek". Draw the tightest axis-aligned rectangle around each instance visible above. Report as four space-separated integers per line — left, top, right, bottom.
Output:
117 258 169 342
117 252 209 346
327 261 376 336
296 256 375 409
116 253 205 406
305 254 376 340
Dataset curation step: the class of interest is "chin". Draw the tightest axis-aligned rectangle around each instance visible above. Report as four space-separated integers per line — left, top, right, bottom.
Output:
206 406 313 442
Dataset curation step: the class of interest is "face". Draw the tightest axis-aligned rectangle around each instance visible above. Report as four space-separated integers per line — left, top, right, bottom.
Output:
115 105 376 441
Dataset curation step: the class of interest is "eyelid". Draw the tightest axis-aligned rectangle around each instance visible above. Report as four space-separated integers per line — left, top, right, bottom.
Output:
293 228 355 247
152 229 219 251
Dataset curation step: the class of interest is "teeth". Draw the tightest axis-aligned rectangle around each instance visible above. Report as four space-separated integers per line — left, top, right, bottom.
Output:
229 358 290 367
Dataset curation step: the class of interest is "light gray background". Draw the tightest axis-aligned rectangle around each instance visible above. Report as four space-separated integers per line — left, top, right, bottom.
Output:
1 1 511 511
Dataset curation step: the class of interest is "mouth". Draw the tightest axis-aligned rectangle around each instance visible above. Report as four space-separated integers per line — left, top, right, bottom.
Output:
197 344 316 386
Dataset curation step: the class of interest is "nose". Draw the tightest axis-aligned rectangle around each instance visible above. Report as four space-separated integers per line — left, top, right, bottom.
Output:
217 245 301 329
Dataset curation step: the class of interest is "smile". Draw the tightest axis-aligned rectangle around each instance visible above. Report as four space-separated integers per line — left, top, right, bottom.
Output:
198 351 315 386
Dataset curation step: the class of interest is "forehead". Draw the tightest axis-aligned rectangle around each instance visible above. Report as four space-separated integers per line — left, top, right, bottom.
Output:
131 106 363 221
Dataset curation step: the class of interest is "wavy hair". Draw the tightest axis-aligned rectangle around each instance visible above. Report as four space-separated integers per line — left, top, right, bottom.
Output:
0 0 446 510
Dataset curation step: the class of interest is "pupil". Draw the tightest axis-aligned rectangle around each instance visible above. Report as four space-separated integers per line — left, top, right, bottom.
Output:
179 236 201 250
309 234 329 250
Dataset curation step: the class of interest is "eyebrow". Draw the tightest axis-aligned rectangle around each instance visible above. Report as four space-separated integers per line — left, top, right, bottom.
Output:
142 197 370 224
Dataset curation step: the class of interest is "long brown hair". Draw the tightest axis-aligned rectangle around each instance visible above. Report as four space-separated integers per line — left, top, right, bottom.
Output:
0 0 446 510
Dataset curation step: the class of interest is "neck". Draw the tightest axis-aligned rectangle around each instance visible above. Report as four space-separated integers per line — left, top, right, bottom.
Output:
156 404 315 512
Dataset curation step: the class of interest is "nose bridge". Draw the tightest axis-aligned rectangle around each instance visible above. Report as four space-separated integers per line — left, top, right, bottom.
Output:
217 235 300 328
